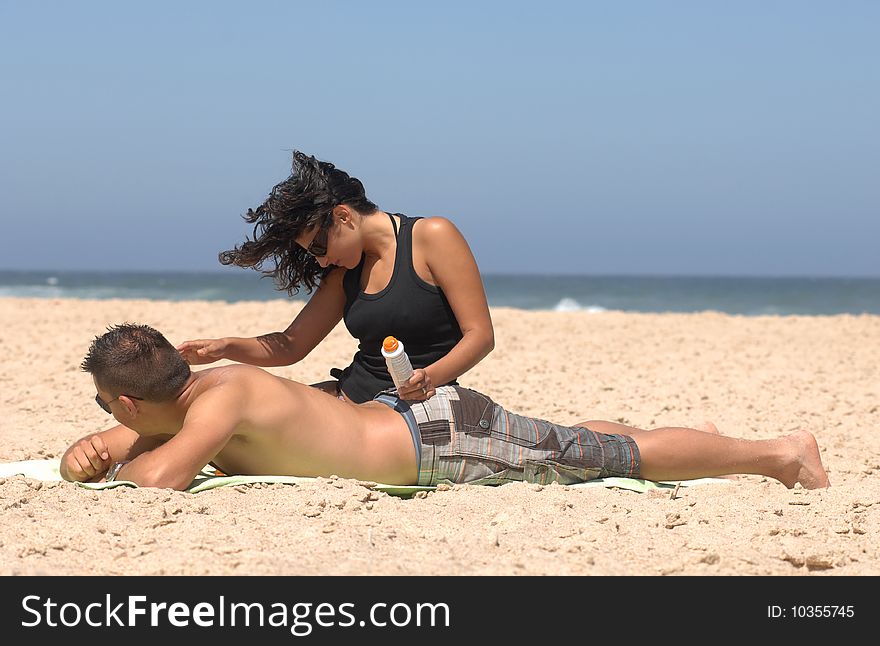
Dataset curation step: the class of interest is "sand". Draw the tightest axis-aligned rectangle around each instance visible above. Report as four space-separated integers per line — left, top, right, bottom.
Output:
0 297 878 576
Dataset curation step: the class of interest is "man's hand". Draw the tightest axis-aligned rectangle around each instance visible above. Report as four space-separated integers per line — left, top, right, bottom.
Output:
61 434 112 482
176 338 227 365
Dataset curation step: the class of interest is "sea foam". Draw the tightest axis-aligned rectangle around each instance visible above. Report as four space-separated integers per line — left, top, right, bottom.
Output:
553 297 606 313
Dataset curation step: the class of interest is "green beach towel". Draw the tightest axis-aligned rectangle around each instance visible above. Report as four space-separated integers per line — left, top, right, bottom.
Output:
0 459 730 496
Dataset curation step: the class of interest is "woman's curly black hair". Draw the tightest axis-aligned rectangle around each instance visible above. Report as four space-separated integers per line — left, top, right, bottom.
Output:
219 151 378 295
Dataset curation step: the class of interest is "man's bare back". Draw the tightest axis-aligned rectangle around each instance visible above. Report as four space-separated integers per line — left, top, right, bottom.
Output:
192 365 417 484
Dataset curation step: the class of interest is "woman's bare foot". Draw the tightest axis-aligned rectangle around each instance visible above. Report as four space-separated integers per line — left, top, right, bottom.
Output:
778 431 831 489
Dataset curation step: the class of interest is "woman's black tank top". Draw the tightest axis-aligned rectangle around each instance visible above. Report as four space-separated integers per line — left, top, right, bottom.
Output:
335 213 464 403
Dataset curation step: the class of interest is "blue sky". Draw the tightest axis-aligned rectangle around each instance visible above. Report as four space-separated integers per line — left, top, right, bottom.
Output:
1 1 877 276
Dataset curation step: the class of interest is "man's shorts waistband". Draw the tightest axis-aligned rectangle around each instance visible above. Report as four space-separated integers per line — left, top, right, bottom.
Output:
372 392 422 468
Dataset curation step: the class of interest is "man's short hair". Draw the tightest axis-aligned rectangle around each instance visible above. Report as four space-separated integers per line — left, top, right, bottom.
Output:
81 323 191 401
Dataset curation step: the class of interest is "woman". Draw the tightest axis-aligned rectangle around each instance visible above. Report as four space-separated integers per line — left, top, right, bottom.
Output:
177 151 494 403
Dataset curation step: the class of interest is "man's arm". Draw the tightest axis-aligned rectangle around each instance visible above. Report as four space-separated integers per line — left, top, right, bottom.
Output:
59 425 165 482
112 390 242 490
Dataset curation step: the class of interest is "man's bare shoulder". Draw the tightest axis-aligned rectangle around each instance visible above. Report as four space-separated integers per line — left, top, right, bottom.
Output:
187 364 312 414
192 364 300 388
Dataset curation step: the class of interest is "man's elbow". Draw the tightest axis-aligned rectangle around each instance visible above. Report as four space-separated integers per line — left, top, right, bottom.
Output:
128 465 191 491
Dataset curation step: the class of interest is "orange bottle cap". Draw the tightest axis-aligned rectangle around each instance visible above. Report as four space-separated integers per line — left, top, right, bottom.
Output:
383 336 399 352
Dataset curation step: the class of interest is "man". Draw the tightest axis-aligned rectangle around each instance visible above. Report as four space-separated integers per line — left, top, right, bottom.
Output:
61 324 830 491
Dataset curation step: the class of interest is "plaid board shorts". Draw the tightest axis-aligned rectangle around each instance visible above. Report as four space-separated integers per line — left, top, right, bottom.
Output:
377 386 641 487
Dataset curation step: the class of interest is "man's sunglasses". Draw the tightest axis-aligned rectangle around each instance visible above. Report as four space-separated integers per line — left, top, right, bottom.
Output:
95 393 143 414
305 214 332 258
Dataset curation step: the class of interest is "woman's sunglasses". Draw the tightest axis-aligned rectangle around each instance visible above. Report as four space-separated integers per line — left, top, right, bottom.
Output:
305 214 333 258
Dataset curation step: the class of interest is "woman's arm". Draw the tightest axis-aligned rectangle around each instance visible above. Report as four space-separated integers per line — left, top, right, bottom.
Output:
176 267 347 367
401 218 494 397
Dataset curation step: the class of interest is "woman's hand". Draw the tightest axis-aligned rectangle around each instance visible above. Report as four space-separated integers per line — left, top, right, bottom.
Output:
397 368 435 401
176 338 228 365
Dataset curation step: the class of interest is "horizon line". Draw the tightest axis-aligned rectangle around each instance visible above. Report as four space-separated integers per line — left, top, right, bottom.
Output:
0 267 878 281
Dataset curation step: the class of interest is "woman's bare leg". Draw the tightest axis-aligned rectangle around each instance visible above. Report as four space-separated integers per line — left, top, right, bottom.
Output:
631 428 829 489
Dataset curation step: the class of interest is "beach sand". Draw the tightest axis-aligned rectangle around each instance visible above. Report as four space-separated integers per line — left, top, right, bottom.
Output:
0 297 878 576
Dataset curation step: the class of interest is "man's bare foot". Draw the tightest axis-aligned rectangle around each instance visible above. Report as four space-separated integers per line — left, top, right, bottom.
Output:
694 421 720 435
779 431 831 489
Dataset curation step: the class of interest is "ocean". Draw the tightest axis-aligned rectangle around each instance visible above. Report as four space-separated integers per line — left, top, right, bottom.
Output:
0 270 878 315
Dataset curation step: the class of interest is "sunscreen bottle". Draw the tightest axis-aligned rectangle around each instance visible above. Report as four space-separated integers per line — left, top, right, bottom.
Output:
381 336 414 391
